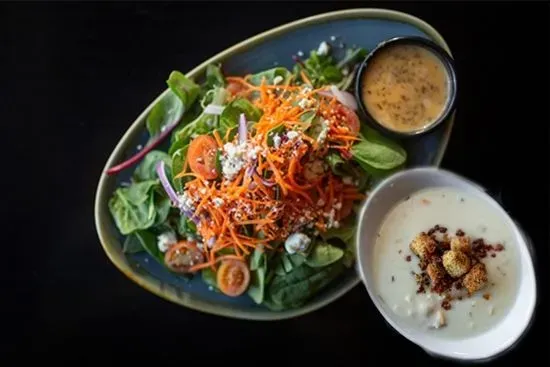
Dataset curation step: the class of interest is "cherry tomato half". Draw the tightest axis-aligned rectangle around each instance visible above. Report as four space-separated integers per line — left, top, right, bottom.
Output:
337 104 360 136
188 135 218 180
216 259 250 297
164 241 205 274
226 81 246 97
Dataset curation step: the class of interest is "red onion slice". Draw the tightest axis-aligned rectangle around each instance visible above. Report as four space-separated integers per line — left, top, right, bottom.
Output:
156 161 179 205
329 85 358 111
238 113 247 144
156 160 199 224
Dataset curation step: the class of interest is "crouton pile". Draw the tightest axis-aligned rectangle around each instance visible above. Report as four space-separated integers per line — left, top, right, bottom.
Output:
409 225 505 302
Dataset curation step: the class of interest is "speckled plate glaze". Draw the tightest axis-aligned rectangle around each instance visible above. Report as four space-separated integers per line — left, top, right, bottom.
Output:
94 8 455 320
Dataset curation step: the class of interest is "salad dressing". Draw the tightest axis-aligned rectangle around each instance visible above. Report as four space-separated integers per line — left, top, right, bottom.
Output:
362 44 450 133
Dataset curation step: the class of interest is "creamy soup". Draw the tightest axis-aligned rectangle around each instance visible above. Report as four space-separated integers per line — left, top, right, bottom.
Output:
372 187 519 338
362 44 449 133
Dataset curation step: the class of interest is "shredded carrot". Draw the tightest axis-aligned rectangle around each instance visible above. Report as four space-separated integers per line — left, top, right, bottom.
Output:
174 74 372 271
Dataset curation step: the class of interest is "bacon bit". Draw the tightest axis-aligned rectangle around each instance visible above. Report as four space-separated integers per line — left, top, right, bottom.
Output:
483 293 491 300
441 300 452 310
405 255 412 262
456 229 465 236
495 244 504 251
421 198 431 205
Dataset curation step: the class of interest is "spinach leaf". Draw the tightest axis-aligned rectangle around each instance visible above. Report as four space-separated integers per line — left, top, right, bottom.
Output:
321 220 357 268
248 266 267 304
168 137 187 157
248 246 268 304
153 195 171 227
122 233 145 254
265 260 345 309
176 214 197 238
166 71 200 110
325 152 348 176
146 91 184 138
248 67 292 86
202 268 218 289
249 246 266 271
108 181 158 235
351 129 407 170
205 64 226 89
171 145 188 193
135 229 165 265
220 98 263 135
173 87 227 144
288 253 307 268
134 151 172 182
305 242 344 268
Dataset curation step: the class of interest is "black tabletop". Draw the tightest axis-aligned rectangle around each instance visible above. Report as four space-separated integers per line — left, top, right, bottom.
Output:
6 2 549 365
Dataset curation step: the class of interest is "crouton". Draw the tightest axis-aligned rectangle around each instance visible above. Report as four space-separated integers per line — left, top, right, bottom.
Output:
463 263 488 294
409 233 437 260
451 236 471 254
426 262 446 286
442 250 471 278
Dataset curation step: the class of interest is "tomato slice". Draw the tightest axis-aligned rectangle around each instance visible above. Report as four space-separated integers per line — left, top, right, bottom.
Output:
227 81 246 96
339 199 354 220
188 135 218 180
337 105 360 136
216 259 250 297
164 241 205 273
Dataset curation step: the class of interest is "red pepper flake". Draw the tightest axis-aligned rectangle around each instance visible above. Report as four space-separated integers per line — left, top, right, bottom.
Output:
491 253 496 258
439 226 448 233
405 255 412 262
483 293 491 300
441 300 452 310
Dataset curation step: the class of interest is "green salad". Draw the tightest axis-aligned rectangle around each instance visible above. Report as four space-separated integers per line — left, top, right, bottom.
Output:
107 41 406 310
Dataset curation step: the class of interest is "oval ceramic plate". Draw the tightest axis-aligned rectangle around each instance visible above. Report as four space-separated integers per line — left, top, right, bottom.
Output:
94 8 455 320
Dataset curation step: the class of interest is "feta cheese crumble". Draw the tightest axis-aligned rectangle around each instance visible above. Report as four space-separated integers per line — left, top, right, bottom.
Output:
317 120 330 144
273 75 283 85
284 232 311 254
221 142 247 180
286 130 299 141
317 41 330 56
212 197 224 207
157 231 177 253
272 133 281 149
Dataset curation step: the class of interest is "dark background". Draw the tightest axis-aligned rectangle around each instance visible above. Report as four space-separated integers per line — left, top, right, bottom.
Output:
4 1 549 364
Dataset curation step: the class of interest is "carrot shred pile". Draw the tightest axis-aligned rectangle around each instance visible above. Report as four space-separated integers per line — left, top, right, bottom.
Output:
178 77 366 269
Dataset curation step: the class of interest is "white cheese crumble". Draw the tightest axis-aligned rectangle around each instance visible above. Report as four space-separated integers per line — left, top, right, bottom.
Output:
157 231 177 253
178 191 196 212
342 176 354 185
317 119 330 144
212 197 224 207
286 130 299 140
317 41 330 56
272 133 281 149
330 35 337 41
284 232 311 254
273 75 283 85
297 50 304 57
221 142 246 180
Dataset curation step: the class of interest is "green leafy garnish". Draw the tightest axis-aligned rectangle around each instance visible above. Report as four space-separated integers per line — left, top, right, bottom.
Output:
108 181 159 235
248 67 292 86
134 151 172 182
305 242 344 268
351 128 407 170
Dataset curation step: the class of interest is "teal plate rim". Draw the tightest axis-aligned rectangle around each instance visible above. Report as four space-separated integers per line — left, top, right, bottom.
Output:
94 8 455 320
